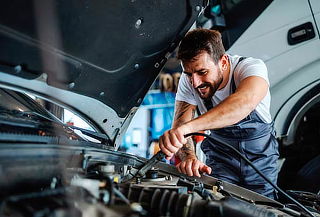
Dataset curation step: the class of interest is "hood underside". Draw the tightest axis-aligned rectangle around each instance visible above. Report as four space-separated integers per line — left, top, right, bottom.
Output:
0 0 205 118
0 0 206 147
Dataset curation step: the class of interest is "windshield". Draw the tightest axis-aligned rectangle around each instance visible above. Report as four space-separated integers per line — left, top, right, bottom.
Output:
0 88 112 145
0 88 51 116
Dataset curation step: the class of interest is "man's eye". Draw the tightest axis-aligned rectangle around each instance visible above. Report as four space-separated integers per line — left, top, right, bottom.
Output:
198 71 207 75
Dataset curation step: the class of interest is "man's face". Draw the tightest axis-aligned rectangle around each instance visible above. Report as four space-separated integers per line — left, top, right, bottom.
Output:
182 52 224 99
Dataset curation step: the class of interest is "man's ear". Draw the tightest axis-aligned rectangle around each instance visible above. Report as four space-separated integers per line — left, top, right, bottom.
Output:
219 54 228 70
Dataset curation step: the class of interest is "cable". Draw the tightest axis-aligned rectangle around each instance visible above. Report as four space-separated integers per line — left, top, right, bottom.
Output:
184 132 316 217
113 188 130 205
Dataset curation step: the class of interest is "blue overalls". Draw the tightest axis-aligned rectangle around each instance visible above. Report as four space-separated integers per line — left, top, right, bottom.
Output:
201 58 279 199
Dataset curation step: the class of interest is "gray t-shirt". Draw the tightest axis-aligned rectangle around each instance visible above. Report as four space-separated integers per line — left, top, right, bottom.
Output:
175 54 272 123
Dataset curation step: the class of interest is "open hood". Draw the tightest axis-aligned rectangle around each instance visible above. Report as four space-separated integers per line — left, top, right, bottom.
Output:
0 0 206 148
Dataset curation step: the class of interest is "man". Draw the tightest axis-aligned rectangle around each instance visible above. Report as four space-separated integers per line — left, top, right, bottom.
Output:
159 28 279 198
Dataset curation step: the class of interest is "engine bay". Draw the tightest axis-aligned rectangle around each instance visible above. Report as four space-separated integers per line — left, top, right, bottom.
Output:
0 144 318 217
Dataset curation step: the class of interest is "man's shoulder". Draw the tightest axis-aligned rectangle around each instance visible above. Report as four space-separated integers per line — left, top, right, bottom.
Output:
179 72 190 87
228 54 269 85
176 72 198 105
242 57 266 67
228 54 266 67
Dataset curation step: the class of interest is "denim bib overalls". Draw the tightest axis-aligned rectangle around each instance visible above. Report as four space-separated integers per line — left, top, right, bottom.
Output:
200 57 279 198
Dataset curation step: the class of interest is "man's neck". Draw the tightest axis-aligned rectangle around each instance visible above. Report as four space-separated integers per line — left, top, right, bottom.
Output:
218 55 231 90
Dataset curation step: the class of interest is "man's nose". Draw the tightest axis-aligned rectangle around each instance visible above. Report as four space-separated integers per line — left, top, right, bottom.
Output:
191 74 201 88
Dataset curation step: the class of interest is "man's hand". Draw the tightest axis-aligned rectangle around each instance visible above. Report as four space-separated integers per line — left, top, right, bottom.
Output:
176 156 212 177
159 126 188 160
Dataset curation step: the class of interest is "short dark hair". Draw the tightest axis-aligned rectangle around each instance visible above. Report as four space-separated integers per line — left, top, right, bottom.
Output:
177 28 225 64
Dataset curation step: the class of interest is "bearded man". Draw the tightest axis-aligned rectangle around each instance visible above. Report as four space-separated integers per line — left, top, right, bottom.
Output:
159 28 279 199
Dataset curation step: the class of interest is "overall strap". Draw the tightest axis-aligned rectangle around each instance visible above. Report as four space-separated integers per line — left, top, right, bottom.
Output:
230 57 247 94
203 56 247 112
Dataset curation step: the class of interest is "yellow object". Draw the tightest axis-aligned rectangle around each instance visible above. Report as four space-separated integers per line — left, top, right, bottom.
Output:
114 176 119 183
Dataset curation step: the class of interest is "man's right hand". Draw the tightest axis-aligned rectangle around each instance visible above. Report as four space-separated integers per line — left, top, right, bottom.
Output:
176 156 212 177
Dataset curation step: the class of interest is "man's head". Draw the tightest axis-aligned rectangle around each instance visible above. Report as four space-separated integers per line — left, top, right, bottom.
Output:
177 29 228 99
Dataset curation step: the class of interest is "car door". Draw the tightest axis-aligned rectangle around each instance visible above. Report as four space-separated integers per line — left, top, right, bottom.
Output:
228 0 320 140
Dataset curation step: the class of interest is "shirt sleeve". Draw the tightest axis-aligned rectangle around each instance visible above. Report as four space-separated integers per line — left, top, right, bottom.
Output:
235 58 270 86
175 73 197 105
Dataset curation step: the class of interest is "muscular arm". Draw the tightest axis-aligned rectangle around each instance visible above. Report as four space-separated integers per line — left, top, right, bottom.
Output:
183 76 268 133
176 138 196 160
158 99 213 177
171 101 197 161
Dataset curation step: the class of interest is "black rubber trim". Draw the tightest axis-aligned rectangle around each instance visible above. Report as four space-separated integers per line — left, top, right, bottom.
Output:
308 0 320 39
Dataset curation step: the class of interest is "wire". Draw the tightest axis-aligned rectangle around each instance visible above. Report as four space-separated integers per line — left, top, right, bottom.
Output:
184 132 316 217
113 188 130 205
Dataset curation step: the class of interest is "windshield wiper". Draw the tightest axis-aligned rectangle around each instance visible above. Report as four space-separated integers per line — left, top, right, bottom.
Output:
26 111 113 145
1 109 113 146
63 124 112 145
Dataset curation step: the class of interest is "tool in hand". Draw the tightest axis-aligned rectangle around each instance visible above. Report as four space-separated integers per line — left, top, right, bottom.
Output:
135 151 166 178
122 151 166 182
122 134 191 183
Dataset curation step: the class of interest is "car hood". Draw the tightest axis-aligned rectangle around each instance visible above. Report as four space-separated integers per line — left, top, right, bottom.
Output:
0 0 206 149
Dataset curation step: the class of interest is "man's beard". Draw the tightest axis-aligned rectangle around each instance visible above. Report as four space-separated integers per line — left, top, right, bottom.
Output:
196 72 223 100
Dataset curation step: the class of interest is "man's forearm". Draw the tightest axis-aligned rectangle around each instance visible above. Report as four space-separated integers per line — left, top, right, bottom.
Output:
170 101 197 160
172 101 196 128
176 137 196 161
185 93 250 133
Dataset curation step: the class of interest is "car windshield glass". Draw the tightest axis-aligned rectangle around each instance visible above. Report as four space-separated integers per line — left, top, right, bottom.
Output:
0 88 113 145
220 0 273 50
0 89 47 115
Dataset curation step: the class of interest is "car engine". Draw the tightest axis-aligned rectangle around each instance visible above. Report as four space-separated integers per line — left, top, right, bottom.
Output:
0 143 319 217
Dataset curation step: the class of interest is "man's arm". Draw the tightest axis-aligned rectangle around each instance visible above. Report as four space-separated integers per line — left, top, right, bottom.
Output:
175 138 195 161
182 76 268 133
172 101 197 128
159 101 196 159
159 101 212 177
172 101 197 161
159 76 267 177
